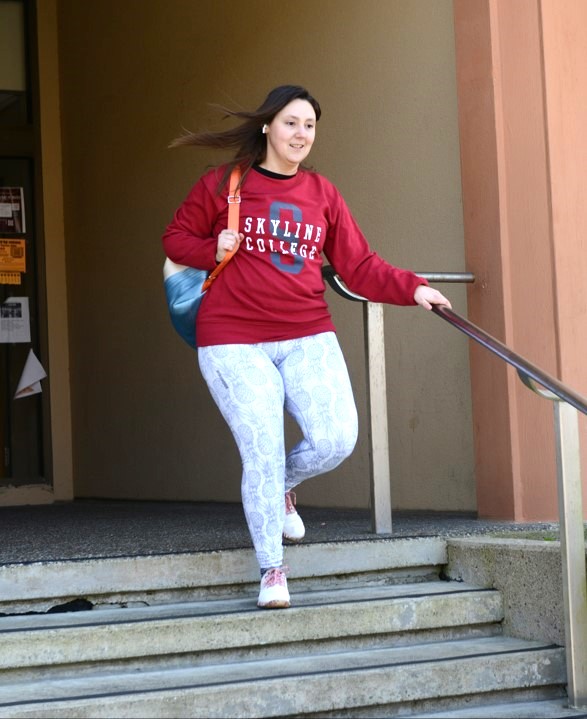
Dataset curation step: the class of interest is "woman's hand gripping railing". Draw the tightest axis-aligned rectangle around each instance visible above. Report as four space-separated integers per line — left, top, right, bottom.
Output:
431 303 587 710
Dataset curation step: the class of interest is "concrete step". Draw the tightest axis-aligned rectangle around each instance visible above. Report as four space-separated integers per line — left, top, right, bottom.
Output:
0 537 447 613
0 581 502 682
0 636 566 718
411 697 587 718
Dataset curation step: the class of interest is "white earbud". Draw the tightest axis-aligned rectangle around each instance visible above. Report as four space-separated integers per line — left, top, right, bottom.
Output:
262 124 269 134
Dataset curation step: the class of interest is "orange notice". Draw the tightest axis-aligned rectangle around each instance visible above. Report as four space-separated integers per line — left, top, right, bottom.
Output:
0 239 26 273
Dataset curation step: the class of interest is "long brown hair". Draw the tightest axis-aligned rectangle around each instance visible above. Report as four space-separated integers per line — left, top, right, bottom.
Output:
169 85 322 191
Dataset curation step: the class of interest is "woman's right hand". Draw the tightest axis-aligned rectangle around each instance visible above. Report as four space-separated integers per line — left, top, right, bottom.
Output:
216 230 243 263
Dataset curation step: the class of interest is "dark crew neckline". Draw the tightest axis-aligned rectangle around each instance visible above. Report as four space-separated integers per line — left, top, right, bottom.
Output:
253 165 298 180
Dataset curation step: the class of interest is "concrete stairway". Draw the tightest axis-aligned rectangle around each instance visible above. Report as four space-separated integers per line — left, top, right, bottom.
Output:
0 538 582 718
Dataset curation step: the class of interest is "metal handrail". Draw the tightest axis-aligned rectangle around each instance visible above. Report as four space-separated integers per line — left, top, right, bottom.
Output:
431 305 587 414
431 305 587 710
323 265 587 709
323 264 587 413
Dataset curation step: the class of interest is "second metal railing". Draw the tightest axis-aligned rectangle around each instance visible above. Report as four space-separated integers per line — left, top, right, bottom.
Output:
323 267 475 534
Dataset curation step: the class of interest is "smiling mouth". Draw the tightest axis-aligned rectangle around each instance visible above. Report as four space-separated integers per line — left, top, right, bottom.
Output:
290 144 304 149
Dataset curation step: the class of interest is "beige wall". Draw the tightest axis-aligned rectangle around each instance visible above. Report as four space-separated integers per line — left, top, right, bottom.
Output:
55 0 473 510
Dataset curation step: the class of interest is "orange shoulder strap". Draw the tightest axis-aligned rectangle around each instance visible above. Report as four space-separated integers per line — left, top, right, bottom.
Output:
201 167 241 292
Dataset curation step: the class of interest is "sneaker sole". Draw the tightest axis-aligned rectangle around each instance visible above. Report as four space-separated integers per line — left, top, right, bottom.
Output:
282 532 305 543
257 599 290 609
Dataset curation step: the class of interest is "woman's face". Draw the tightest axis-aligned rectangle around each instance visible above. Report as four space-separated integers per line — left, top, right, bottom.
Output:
263 99 316 175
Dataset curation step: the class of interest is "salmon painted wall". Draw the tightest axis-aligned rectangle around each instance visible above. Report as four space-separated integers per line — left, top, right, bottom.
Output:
540 0 587 514
454 0 587 519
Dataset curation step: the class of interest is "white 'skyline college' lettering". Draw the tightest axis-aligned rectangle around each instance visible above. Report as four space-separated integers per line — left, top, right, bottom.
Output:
243 203 324 276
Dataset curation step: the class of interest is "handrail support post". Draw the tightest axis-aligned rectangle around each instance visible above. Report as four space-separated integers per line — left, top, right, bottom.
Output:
363 302 392 534
554 401 587 709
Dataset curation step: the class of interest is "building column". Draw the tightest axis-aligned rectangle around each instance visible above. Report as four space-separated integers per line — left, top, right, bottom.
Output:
453 0 587 520
37 0 74 501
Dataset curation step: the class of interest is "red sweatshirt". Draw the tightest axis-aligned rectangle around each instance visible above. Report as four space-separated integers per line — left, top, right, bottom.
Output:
162 166 428 346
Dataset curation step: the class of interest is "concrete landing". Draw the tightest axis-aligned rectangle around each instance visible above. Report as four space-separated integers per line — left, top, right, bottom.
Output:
0 499 561 564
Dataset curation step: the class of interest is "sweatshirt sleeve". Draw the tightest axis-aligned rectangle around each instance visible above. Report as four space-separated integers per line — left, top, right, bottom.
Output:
322 185 428 306
162 173 223 271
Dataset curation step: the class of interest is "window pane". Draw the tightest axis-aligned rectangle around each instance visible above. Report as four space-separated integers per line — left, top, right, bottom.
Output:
0 1 28 125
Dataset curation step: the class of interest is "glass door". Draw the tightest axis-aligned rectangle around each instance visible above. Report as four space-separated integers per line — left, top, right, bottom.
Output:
1 156 46 484
0 1 49 487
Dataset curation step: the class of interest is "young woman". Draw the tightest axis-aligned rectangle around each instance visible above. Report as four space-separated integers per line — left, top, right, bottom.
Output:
162 85 451 609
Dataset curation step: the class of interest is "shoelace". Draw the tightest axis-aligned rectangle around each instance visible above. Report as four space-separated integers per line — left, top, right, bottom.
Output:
262 566 290 586
285 491 297 515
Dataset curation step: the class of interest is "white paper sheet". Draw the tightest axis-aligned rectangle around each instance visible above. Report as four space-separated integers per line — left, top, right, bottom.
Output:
14 349 47 399
0 187 26 233
0 296 30 343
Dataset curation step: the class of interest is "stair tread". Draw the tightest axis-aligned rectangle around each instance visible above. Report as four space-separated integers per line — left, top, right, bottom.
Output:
0 537 447 609
0 580 494 631
0 636 564 707
0 581 506 674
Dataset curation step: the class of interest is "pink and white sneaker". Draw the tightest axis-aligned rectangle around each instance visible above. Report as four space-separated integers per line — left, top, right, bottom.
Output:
257 568 290 609
283 490 305 542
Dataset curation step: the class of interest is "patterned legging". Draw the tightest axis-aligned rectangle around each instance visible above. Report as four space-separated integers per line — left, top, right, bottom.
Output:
198 332 358 569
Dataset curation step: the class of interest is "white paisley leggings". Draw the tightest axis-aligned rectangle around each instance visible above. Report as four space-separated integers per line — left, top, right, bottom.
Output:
198 332 358 570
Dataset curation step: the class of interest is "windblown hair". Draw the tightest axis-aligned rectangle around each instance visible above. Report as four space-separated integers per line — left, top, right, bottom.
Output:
169 85 321 192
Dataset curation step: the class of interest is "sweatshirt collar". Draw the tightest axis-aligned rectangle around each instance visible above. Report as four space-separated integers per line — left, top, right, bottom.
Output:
253 164 298 180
